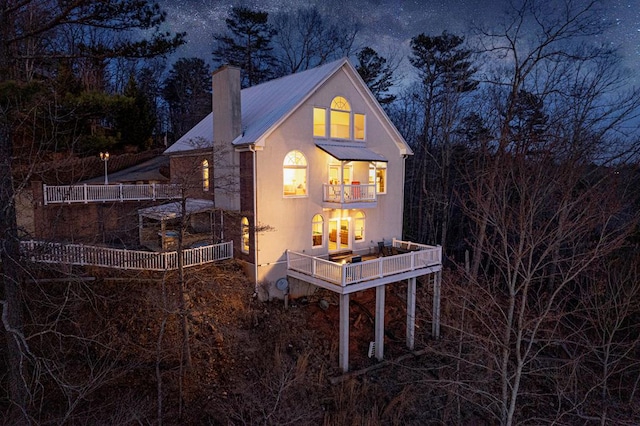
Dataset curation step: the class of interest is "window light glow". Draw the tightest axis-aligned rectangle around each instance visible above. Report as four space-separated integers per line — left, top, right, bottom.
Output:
313 107 326 137
283 150 308 196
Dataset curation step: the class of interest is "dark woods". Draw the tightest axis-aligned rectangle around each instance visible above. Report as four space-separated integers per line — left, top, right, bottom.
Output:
2 1 640 424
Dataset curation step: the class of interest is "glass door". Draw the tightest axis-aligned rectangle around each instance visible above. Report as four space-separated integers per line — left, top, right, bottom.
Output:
328 217 350 252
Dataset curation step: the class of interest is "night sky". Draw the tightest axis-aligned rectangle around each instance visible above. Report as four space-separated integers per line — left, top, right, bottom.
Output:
160 0 640 90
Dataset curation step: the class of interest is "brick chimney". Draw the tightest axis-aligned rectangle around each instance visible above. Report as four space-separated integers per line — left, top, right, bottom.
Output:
212 65 242 144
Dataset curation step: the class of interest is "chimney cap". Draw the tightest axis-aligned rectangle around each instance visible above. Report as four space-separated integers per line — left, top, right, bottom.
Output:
213 64 241 76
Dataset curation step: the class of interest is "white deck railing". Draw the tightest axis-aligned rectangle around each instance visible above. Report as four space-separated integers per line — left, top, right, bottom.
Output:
20 240 233 271
322 183 376 204
287 239 442 287
43 183 182 205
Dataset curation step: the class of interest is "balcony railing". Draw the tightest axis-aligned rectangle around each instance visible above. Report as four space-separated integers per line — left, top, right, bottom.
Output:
20 240 233 271
287 239 442 287
43 183 182 205
322 183 376 204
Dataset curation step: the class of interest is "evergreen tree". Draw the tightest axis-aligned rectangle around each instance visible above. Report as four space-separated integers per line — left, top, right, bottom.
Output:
356 47 396 105
213 6 276 87
117 75 156 151
405 31 478 248
163 57 212 140
0 1 183 419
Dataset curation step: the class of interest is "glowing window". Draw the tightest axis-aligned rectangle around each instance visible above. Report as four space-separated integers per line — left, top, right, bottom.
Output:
354 114 365 140
313 107 326 137
312 214 324 247
241 217 249 253
202 159 210 191
354 211 365 241
330 96 351 139
369 162 387 194
283 150 308 197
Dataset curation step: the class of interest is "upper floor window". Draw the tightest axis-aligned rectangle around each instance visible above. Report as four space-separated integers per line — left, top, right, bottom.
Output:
283 150 307 197
330 96 351 139
313 107 326 137
369 162 387 194
312 214 324 247
314 96 366 141
202 159 210 191
241 216 249 253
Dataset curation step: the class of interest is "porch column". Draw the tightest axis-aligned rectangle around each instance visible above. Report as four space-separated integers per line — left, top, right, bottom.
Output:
339 293 350 372
432 271 441 339
406 277 416 350
375 285 385 361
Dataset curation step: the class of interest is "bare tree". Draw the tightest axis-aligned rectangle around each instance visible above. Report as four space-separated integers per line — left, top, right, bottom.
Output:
270 7 359 76
0 0 183 419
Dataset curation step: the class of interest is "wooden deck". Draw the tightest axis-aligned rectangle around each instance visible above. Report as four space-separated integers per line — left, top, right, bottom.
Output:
286 239 442 294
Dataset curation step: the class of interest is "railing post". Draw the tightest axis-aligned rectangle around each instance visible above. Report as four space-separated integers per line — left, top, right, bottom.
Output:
119 184 123 202
152 183 156 201
43 184 48 205
83 184 88 204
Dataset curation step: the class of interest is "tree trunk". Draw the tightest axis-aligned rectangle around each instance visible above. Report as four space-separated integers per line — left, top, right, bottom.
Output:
0 115 29 420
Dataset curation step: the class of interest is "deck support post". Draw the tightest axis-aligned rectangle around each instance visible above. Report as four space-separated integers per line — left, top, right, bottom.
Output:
375 285 385 361
432 271 441 338
406 277 416 350
339 293 350 372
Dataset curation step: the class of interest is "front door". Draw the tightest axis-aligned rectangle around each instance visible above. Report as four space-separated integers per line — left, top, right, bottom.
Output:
328 217 350 252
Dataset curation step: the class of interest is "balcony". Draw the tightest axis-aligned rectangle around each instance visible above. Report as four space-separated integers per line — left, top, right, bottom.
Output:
43 183 182 205
322 183 377 209
286 239 442 294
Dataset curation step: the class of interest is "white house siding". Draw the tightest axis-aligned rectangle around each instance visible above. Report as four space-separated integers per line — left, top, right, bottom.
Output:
252 67 407 296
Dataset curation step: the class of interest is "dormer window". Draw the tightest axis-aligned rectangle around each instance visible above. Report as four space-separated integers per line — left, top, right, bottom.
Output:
313 96 365 141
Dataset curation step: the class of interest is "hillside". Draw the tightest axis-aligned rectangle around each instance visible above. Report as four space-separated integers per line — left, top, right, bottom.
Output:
4 260 446 425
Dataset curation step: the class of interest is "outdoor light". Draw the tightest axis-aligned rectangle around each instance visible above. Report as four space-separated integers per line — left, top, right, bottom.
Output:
100 151 109 185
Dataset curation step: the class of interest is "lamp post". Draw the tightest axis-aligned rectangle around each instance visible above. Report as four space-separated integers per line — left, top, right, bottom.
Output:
100 152 109 185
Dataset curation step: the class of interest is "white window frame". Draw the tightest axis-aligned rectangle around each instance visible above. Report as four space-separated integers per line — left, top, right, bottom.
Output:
283 150 308 197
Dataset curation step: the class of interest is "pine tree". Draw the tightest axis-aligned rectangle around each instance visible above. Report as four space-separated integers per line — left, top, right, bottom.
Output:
213 6 276 87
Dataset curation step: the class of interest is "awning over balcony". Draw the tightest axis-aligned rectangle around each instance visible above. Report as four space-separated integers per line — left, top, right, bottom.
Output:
316 142 387 162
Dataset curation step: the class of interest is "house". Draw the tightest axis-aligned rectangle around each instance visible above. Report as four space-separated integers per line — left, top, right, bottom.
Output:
166 58 417 292
165 58 443 371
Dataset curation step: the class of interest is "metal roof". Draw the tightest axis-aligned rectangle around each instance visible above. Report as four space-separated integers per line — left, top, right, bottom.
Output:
164 58 347 154
138 199 215 221
315 142 387 162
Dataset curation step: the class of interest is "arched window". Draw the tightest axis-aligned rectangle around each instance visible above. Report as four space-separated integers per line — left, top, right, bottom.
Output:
283 150 308 197
312 214 324 247
202 159 210 191
354 211 365 241
330 96 351 139
241 217 249 253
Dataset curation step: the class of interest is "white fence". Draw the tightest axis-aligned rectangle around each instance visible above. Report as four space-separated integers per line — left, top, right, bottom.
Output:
322 183 376 204
20 240 233 271
287 239 442 286
43 183 182 205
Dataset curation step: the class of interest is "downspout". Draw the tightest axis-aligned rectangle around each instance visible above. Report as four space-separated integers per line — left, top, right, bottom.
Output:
249 144 258 291
401 154 408 240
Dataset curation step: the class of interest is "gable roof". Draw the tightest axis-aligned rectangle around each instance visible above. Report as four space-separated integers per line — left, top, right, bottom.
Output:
165 59 346 154
164 58 411 155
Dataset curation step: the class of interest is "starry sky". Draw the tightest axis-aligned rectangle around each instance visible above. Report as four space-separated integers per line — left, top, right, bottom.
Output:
160 0 640 89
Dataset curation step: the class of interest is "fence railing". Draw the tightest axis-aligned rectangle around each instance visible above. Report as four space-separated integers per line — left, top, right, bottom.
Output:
322 183 376 204
43 183 182 205
287 239 441 287
20 240 233 271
